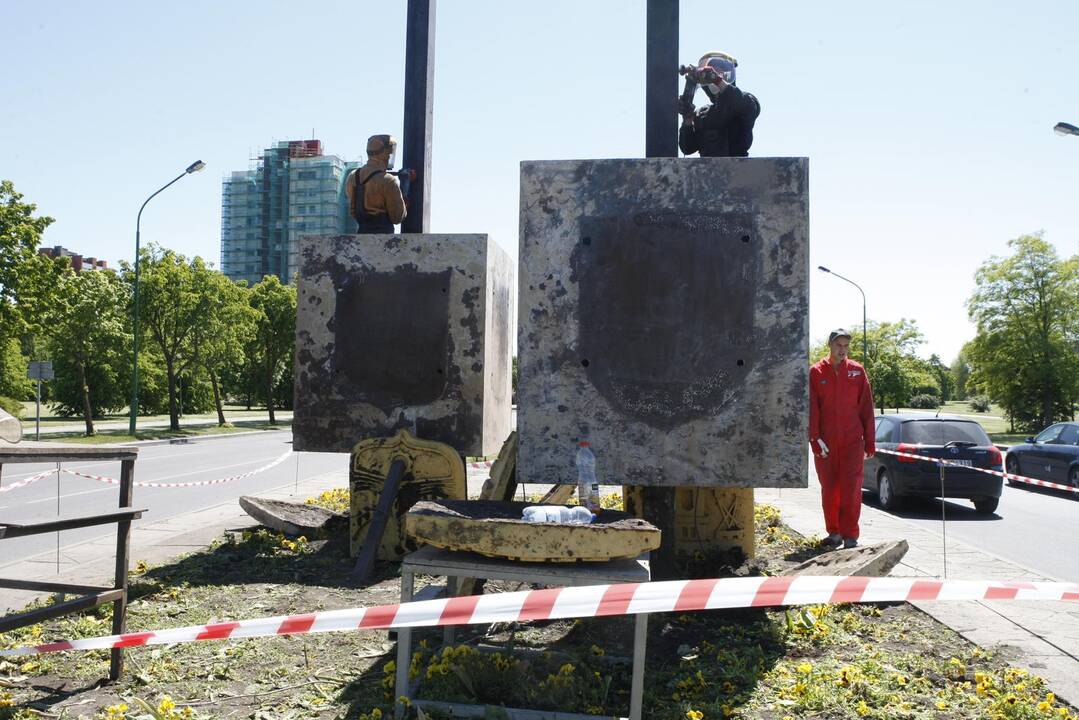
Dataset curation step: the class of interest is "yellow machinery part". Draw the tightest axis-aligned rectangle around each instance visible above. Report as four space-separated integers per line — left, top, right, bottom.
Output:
623 485 755 562
350 429 465 560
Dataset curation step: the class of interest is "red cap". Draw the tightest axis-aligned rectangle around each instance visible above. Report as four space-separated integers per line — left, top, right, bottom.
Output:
578 441 590 447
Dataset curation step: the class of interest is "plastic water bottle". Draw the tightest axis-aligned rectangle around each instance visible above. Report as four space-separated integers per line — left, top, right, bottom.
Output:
576 441 600 512
522 505 595 524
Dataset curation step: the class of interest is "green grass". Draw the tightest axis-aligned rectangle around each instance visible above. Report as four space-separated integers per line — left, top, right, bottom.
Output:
32 418 292 444
18 402 284 428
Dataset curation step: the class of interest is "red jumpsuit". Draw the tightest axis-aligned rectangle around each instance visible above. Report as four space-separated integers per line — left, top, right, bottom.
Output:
808 357 876 539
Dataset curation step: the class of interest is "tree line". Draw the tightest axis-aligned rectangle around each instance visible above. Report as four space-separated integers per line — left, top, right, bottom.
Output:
816 233 1079 433
0 180 296 435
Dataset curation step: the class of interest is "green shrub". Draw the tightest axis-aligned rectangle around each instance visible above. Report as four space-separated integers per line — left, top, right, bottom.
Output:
908 393 940 409
969 395 992 413
0 395 23 418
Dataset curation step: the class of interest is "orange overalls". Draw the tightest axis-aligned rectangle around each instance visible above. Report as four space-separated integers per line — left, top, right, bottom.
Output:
808 357 876 539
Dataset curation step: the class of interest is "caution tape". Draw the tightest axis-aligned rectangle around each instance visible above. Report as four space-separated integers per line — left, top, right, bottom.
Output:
2 575 1077 657
467 460 493 470
0 469 54 495
875 448 1079 495
61 451 293 489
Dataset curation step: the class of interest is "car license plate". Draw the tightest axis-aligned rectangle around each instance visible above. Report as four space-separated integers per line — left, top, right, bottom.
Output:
938 459 972 467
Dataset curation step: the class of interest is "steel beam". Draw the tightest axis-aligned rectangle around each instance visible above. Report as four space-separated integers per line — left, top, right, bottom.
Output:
401 0 436 233
645 0 679 157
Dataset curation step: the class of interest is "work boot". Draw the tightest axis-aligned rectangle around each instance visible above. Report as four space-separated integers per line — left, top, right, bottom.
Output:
821 533 842 549
843 537 858 549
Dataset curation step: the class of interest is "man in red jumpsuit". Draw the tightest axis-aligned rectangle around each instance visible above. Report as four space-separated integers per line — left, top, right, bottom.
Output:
809 329 876 549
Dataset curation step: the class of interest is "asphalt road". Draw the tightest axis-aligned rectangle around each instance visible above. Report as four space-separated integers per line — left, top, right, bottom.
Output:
0 431 347 564
827 458 1079 582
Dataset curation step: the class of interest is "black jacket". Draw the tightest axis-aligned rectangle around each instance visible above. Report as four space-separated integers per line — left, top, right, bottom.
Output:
679 85 760 158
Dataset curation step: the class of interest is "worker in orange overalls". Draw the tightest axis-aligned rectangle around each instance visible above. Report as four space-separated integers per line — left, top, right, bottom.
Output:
808 329 876 549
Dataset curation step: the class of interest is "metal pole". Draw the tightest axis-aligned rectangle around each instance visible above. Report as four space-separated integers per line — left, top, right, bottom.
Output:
129 171 188 435
645 0 679 157
401 0 435 234
818 267 868 365
36 378 41 441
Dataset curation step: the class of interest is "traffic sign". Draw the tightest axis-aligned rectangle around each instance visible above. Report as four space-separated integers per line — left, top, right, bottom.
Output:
27 361 54 381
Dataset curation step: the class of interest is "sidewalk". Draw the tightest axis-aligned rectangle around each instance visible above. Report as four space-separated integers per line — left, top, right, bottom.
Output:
21 412 293 438
758 471 1079 705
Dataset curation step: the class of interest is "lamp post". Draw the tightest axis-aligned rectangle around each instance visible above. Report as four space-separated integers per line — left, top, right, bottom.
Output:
817 265 868 364
1054 122 1079 137
128 160 206 435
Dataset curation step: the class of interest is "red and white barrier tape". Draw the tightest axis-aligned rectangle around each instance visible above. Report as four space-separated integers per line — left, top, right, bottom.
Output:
467 460 494 470
0 469 54 495
875 448 1079 495
61 451 293 489
2 575 1077 657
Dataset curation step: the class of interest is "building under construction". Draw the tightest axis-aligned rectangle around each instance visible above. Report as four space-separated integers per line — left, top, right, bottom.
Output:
220 139 360 285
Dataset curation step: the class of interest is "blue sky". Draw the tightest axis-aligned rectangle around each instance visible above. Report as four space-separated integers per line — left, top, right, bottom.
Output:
2 0 1076 363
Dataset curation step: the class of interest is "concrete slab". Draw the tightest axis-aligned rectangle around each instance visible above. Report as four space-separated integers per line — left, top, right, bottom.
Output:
517 158 809 487
293 234 514 456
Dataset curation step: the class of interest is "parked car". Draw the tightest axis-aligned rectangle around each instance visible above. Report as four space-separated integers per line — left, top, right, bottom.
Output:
1003 422 1079 488
863 414 1004 514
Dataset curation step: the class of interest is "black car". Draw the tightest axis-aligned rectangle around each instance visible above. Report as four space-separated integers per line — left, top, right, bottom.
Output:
1003 422 1079 488
863 414 1004 514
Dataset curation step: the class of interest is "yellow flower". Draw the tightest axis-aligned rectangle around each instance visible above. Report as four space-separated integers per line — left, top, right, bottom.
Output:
590 644 605 657
371 709 383 719
158 697 176 713
1040 702 1053 712
796 662 813 674
935 701 948 710
856 701 870 717
397 696 412 707
1047 693 1056 704
685 711 704 720
383 660 396 674
0 690 15 708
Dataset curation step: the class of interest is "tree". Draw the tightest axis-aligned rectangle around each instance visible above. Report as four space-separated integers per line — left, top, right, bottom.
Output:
249 275 296 425
950 344 973 400
126 245 218 431
0 180 54 335
0 181 59 400
44 269 130 434
967 234 1079 431
191 272 256 425
927 354 954 403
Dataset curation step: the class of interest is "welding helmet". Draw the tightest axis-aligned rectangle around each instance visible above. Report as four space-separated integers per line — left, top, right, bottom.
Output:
698 51 738 100
366 134 398 170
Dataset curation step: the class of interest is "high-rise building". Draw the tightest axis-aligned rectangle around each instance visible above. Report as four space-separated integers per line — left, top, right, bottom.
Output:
220 139 360 284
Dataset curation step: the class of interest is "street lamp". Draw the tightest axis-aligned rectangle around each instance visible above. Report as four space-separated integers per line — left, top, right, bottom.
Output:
817 265 868 364
128 160 206 435
1053 122 1079 137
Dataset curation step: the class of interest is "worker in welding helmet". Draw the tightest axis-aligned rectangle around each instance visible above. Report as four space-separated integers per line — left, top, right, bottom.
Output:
678 52 761 158
345 134 407 233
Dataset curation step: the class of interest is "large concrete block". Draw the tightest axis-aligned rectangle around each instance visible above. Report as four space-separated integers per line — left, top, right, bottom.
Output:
518 158 808 487
294 233 513 455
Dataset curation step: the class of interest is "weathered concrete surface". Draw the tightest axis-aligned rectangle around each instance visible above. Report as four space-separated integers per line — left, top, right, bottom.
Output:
404 499 660 562
780 540 910 577
518 158 809 488
237 496 346 537
293 234 514 455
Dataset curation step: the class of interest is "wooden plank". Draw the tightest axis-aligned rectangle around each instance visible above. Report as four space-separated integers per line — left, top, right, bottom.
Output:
353 458 407 585
412 699 623 720
0 445 138 463
111 457 135 680
0 509 144 537
0 589 124 633
0 579 112 595
401 546 650 586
